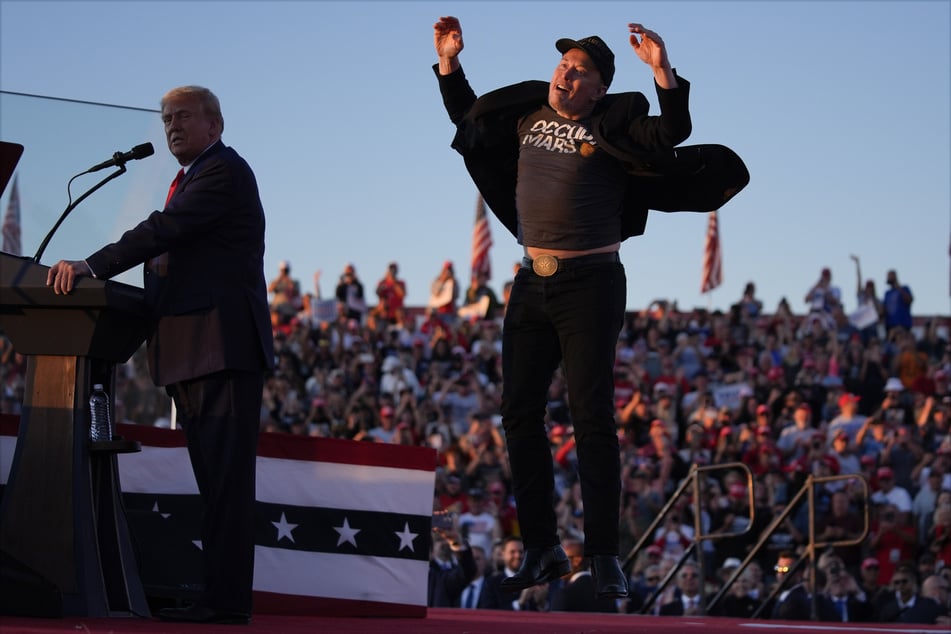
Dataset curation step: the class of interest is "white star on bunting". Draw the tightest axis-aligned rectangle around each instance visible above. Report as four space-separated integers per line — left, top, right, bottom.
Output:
394 522 418 552
271 512 298 543
334 517 361 547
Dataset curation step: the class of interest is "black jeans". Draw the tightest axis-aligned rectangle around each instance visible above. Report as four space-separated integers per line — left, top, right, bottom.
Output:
501 258 626 555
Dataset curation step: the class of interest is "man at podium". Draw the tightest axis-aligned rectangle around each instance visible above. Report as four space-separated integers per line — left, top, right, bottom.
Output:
46 85 274 625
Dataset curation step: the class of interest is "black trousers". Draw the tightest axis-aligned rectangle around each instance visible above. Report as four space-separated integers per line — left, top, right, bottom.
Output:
500 259 626 555
168 369 263 613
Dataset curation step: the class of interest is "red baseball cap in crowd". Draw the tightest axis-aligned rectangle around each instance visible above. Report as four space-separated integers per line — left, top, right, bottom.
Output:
838 393 860 409
728 483 747 499
756 404 769 416
877 466 894 480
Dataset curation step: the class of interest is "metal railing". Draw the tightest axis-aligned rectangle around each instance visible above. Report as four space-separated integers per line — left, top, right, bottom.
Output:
621 466 870 618
744 473 870 620
621 461 756 615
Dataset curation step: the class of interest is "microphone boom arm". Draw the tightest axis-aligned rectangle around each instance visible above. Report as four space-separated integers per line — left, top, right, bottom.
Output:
33 164 127 264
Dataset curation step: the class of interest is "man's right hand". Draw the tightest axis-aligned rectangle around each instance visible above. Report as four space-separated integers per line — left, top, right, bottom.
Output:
46 259 91 295
434 16 463 74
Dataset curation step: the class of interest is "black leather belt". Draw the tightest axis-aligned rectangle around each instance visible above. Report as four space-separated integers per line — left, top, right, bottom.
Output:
521 252 620 277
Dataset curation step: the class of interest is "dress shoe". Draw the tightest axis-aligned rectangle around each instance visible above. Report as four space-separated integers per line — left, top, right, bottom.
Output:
499 545 570 593
157 604 251 625
591 555 629 598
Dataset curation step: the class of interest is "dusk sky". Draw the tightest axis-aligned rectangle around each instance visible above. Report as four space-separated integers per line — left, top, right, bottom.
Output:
2 1 948 318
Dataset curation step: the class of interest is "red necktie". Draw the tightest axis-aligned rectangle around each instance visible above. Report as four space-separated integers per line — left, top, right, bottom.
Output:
150 169 183 275
165 168 184 206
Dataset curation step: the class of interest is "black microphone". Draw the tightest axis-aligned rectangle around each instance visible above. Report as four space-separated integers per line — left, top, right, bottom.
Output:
86 142 155 173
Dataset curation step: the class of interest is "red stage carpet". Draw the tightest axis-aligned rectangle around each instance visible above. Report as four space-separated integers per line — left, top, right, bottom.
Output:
0 609 947 634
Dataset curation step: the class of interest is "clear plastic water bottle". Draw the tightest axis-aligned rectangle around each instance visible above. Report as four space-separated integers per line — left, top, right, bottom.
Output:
89 383 112 442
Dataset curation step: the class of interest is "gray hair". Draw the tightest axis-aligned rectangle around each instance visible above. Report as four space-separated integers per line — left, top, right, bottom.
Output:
160 85 224 132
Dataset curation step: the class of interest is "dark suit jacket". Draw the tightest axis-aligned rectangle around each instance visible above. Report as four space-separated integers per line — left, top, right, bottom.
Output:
434 65 749 242
771 584 811 620
817 593 872 622
481 572 520 610
86 141 274 385
770 584 841 621
876 593 946 624
660 593 709 616
428 547 477 608
479 571 551 610
477 572 511 609
714 594 762 619
550 571 617 613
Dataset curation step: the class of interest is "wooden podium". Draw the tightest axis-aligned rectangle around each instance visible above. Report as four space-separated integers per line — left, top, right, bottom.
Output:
0 252 152 617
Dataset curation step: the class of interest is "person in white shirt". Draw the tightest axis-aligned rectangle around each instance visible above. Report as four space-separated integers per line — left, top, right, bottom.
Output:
870 466 913 521
827 393 867 445
458 489 502 555
379 354 422 399
777 402 820 459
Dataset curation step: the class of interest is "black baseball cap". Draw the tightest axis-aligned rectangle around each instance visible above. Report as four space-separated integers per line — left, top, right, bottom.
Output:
555 35 615 88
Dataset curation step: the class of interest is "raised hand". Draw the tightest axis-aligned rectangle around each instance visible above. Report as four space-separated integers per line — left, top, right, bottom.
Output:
434 16 464 60
628 23 670 69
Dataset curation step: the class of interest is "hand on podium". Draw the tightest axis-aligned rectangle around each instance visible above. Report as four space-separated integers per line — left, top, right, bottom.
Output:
47 259 92 294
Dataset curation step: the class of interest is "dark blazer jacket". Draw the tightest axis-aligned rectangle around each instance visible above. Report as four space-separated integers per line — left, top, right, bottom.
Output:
659 593 712 616
714 594 762 619
477 572 511 609
550 571 618 613
770 584 842 621
817 593 873 622
434 65 749 242
428 547 477 608
86 141 274 386
876 593 947 624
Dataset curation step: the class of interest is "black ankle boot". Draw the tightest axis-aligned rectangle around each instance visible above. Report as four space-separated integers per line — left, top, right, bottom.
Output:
591 555 628 598
499 546 570 593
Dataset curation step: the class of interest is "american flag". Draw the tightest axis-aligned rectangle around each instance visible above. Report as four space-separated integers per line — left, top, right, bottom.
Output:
701 210 722 294
471 194 492 281
2 175 21 256
0 417 436 618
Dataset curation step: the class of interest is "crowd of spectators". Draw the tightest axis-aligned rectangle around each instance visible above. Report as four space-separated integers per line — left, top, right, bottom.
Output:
0 259 948 622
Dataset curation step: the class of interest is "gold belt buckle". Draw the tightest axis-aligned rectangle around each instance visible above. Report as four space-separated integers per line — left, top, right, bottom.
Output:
532 254 558 277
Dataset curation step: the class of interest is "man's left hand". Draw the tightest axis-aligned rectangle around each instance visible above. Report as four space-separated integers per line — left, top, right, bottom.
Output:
628 23 670 69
